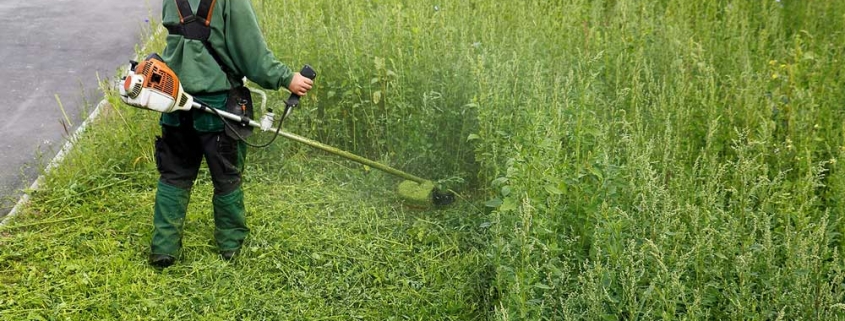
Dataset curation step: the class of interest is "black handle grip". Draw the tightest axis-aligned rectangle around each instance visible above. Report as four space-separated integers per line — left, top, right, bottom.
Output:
286 64 317 107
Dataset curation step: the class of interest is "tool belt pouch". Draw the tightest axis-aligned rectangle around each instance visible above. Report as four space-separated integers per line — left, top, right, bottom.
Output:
224 86 254 140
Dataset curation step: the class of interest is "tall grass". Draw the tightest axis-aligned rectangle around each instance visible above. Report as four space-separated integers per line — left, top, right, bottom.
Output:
457 0 845 319
254 0 845 319
254 0 482 187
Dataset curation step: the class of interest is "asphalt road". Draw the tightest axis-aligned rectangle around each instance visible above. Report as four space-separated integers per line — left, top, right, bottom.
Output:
0 1 160 217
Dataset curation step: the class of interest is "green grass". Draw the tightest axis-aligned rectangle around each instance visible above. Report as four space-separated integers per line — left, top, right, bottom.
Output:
6 0 845 319
464 1 845 319
0 102 489 320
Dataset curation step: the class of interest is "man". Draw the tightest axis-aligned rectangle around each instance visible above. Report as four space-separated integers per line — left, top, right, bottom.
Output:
149 0 313 268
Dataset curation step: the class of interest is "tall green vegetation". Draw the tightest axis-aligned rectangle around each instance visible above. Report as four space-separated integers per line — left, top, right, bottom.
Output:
255 0 845 319
255 0 483 186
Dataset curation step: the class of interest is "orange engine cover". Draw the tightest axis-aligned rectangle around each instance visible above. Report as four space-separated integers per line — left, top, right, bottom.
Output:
134 58 180 99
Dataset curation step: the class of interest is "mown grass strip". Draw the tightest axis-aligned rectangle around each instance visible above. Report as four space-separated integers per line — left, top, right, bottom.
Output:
0 94 489 320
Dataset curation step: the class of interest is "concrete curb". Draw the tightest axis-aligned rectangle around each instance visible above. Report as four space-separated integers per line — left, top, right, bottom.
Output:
0 25 162 227
0 98 109 227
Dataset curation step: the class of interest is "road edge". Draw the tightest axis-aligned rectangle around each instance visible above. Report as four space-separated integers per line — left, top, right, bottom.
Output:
0 98 110 227
1 26 162 227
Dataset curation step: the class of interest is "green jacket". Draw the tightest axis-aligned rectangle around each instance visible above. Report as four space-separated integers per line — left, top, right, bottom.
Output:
160 0 294 131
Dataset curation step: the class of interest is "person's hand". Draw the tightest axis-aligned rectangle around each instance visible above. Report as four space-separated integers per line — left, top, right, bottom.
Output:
288 72 314 96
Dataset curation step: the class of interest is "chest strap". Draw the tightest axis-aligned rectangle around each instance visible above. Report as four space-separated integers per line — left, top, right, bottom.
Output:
167 0 216 41
165 0 240 86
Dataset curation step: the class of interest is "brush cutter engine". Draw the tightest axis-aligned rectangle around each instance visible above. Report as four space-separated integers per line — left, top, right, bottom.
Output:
119 53 193 113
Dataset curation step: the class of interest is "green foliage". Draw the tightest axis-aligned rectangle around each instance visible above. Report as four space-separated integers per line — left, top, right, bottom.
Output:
254 0 480 187
6 0 845 319
462 0 845 319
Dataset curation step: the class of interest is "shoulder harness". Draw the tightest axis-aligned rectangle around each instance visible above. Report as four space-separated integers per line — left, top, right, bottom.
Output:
167 0 216 41
165 0 239 86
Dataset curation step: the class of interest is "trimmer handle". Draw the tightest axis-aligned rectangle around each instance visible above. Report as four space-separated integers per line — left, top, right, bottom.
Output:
285 64 317 107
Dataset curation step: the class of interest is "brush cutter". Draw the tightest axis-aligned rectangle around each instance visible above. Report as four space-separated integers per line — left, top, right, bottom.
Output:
119 53 454 207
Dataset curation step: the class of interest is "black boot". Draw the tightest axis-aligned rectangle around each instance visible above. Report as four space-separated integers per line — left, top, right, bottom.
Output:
149 254 176 268
220 250 238 261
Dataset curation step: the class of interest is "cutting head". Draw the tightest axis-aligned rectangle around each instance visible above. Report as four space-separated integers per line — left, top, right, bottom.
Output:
397 180 455 208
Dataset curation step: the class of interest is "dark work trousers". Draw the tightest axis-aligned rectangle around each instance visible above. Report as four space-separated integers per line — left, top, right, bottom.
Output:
151 111 249 256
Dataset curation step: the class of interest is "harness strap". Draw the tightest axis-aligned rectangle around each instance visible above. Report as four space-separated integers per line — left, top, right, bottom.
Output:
195 0 216 26
171 0 211 40
174 0 216 26
168 0 240 87
175 0 197 24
